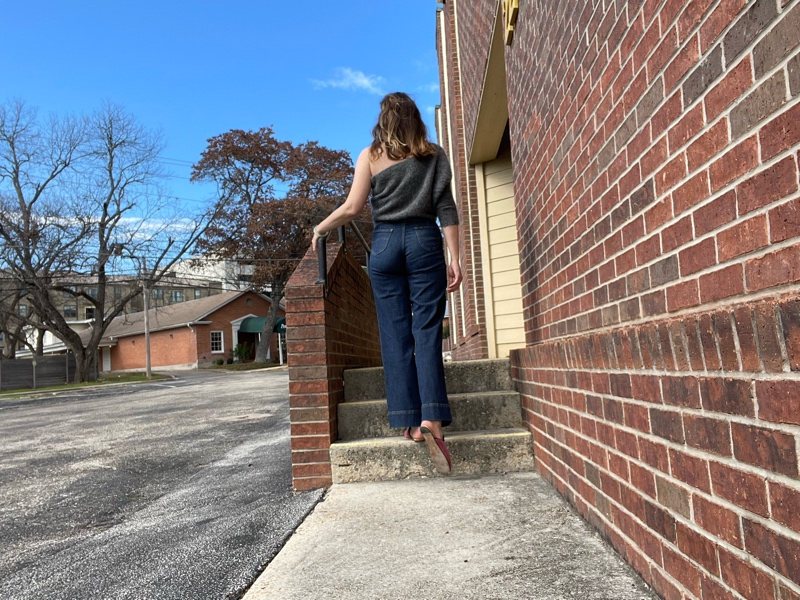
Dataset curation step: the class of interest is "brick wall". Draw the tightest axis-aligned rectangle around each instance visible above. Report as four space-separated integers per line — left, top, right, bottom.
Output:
443 0 800 598
437 3 489 360
286 243 382 491
194 293 277 365
111 326 197 371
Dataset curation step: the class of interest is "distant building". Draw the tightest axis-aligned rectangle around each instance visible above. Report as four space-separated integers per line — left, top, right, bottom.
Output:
172 256 257 291
85 290 284 372
11 272 224 357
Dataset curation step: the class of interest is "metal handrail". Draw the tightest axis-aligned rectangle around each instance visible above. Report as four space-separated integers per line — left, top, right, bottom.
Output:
316 201 371 286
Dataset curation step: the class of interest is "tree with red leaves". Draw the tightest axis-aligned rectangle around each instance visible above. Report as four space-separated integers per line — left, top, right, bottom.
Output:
191 127 357 362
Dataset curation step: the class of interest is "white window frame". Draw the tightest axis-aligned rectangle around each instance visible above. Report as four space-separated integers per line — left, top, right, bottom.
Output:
171 289 184 303
210 330 224 354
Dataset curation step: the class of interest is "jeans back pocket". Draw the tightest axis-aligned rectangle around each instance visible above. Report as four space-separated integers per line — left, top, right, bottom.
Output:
413 226 443 252
371 228 394 255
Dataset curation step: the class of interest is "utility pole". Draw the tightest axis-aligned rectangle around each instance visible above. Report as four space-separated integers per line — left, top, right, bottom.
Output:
142 257 152 380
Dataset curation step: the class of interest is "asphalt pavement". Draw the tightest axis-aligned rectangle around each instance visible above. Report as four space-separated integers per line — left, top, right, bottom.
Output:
0 368 323 600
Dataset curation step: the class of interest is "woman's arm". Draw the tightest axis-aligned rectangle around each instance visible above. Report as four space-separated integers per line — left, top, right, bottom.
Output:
312 147 372 249
442 224 462 292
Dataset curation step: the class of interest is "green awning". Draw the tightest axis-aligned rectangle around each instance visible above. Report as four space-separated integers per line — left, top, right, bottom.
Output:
239 316 286 333
274 317 286 333
239 316 266 333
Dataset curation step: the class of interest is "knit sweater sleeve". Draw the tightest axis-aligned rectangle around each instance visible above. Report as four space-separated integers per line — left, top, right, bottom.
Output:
434 147 459 227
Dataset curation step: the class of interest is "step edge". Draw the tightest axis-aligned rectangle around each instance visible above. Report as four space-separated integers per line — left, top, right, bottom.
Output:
331 428 532 448
339 390 520 407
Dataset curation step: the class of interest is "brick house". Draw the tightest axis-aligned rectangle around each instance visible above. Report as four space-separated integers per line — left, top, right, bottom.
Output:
433 2 800 600
92 290 284 372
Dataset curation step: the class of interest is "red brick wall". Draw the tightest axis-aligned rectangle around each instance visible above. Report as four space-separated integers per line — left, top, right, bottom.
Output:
111 326 197 371
444 0 800 598
448 2 496 150
437 3 490 360
286 243 382 491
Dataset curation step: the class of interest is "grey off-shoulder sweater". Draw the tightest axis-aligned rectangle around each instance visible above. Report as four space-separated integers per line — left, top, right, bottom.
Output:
369 146 460 227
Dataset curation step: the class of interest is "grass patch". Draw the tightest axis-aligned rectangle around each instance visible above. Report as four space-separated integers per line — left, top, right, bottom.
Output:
0 372 169 398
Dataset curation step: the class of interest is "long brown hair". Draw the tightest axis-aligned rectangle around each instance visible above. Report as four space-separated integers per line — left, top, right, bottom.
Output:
369 92 437 161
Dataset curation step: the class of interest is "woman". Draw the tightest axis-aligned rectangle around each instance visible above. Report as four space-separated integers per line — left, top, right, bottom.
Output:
312 92 462 474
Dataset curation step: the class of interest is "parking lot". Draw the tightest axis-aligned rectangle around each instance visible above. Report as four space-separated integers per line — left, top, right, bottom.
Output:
0 368 323 600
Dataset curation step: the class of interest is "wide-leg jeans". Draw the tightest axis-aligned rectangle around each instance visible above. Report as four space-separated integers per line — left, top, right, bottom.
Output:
368 219 452 428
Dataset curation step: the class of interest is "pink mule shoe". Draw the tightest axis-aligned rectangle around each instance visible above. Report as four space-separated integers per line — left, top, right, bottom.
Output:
420 426 452 474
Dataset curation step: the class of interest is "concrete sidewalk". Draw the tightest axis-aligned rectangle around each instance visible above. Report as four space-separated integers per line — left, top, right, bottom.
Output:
243 472 658 600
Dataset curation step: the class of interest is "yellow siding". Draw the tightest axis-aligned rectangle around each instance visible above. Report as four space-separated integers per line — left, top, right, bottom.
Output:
482 155 525 358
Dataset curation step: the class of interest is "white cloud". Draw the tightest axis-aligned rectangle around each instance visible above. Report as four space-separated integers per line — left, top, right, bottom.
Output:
311 68 386 95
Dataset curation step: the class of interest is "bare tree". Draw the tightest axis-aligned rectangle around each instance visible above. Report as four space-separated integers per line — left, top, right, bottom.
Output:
0 100 215 381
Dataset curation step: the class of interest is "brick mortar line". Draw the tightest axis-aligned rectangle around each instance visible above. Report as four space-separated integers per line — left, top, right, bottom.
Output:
533 443 713 600
533 435 800 599
534 233 800 334
530 144 800 319
525 20 800 289
521 392 800 486
533 426 800 600
540 252 800 338
530 0 767 224
533 1 630 196
525 0 686 238
513 367 800 384
531 417 800 546
522 282 800 345
521 4 652 231
526 380 800 468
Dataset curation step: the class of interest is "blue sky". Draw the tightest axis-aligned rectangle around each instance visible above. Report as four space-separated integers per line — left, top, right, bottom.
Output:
0 1 442 205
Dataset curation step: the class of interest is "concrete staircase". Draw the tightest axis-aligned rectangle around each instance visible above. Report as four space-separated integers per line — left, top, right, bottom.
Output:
330 359 535 483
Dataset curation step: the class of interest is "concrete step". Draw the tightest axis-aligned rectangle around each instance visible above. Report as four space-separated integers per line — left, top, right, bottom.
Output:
330 428 535 484
343 358 514 402
337 391 524 441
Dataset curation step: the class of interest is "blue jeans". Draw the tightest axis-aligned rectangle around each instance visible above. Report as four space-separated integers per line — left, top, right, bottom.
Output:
368 219 452 428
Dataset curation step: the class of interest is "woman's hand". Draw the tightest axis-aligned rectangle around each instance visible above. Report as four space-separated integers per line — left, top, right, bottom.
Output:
447 258 462 292
312 225 331 251
312 229 323 251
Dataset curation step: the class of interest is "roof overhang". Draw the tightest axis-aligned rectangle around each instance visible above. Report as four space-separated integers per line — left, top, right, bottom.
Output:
469 4 510 165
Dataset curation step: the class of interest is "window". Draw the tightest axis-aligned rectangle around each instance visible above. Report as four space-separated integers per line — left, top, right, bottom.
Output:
151 288 164 300
63 286 77 298
210 331 223 353
85 307 95 320
194 289 202 299
114 286 122 299
170 290 184 302
85 287 98 299
64 305 77 319
18 305 27 317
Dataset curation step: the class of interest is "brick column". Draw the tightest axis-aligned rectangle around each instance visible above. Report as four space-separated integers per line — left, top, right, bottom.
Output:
286 242 382 491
